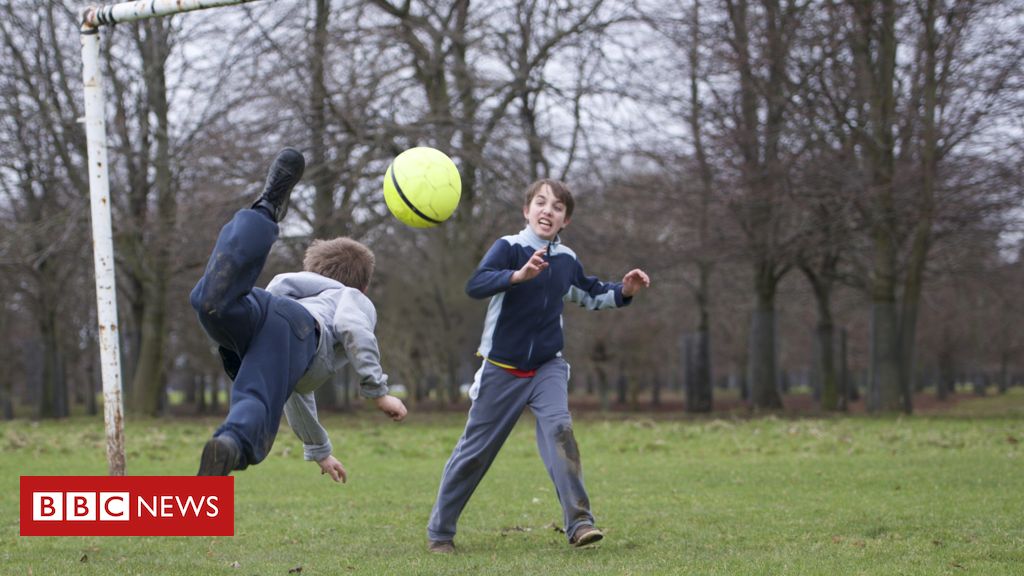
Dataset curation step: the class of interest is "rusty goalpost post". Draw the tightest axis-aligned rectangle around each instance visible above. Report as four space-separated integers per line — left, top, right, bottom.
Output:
80 0 263 476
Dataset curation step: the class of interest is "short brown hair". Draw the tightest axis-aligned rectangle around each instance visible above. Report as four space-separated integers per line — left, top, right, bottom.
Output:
303 237 375 291
525 179 575 219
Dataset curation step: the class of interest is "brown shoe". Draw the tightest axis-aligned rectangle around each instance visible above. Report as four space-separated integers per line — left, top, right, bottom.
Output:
570 525 604 547
428 540 455 554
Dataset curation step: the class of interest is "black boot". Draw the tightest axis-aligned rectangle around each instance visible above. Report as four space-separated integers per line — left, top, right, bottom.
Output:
197 435 241 476
252 148 305 222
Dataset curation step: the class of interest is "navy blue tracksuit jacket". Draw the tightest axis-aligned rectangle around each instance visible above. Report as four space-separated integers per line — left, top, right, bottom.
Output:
466 226 632 371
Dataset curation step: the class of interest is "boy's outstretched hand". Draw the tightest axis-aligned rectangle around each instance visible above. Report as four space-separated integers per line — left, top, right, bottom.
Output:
317 455 348 483
622 268 651 297
511 248 549 284
375 394 408 421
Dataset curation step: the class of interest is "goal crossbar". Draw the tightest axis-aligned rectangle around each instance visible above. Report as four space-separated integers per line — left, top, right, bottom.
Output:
84 0 260 28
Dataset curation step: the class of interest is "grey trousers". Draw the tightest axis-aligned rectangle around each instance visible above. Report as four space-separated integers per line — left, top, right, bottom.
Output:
427 357 594 542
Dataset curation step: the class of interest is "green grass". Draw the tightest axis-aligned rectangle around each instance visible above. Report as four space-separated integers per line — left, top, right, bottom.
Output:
3 391 1024 575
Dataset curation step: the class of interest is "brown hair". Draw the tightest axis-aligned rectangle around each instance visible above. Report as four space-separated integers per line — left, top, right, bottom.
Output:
524 179 575 219
303 237 375 291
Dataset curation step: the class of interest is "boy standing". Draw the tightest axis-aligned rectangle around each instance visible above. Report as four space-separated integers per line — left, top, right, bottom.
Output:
191 148 407 481
427 179 650 551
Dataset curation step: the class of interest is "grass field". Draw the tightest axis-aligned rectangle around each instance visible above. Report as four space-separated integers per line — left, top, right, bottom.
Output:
3 391 1023 575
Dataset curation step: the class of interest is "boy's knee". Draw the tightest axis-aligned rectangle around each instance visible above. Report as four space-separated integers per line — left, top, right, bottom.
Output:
189 284 206 313
542 413 573 432
190 282 223 318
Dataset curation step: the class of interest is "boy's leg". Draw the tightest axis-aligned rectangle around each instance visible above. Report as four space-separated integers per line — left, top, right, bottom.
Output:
192 148 307 474
528 358 596 543
427 363 531 543
189 147 304 357
189 209 279 356
212 293 318 469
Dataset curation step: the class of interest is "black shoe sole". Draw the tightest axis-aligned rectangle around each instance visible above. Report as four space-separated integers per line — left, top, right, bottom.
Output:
197 437 237 476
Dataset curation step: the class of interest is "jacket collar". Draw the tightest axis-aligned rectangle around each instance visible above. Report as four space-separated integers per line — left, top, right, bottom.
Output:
520 226 561 251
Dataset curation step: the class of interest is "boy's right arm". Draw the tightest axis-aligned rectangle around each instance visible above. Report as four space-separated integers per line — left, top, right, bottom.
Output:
465 239 517 299
284 392 350 482
283 391 333 462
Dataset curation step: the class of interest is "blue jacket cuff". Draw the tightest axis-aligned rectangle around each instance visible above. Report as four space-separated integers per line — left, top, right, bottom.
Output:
616 285 633 307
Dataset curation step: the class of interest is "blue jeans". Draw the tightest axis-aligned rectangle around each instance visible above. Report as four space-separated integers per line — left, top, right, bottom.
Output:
189 209 318 468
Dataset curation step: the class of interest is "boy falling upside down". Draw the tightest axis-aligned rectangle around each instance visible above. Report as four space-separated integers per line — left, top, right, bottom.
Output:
190 148 407 480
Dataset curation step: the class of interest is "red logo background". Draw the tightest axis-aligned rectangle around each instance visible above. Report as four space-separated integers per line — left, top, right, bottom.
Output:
20 476 234 536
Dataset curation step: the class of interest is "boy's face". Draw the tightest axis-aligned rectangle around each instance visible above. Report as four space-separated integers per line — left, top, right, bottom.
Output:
523 184 570 241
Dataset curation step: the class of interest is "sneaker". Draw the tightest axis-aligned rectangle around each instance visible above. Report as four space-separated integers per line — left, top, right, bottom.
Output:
427 540 455 554
570 525 603 547
197 435 240 476
252 148 305 222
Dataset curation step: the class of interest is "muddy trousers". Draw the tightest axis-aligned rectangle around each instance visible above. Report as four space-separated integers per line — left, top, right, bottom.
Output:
189 209 318 469
427 357 594 543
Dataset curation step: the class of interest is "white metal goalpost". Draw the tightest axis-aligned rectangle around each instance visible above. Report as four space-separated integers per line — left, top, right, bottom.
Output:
80 0 261 475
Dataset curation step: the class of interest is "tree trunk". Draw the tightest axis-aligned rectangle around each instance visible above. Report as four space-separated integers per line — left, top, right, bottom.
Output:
814 320 838 411
749 282 783 410
894 0 945 416
195 375 207 414
87 347 99 416
869 300 903 411
937 333 954 401
341 368 352 412
447 353 460 405
210 376 221 413
685 327 713 413
687 4 716 403
131 291 169 416
38 305 68 419
315 382 338 413
596 365 609 412
616 362 627 406
837 327 849 411
685 263 714 413
850 0 903 414
2 382 12 420
651 371 662 407
129 18 175 417
808 277 839 411
999 352 1009 394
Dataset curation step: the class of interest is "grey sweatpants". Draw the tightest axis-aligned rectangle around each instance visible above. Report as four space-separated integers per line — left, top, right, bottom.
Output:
427 357 594 543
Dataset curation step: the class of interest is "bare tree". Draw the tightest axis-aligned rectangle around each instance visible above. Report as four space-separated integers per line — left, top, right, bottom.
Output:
838 0 1022 412
717 0 813 410
0 1 93 418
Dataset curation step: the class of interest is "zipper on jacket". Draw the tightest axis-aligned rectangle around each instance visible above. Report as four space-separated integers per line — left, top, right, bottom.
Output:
526 241 554 366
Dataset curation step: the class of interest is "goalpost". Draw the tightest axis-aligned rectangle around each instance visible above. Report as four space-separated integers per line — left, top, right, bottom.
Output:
80 0 261 475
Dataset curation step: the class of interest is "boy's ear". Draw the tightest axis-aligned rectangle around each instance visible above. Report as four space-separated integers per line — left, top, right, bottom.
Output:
522 204 530 220
562 217 571 229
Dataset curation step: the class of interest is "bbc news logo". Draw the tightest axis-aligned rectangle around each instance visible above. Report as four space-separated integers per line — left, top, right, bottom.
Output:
20 476 233 536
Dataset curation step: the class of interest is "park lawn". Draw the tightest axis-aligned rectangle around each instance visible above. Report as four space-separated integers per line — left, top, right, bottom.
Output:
2 392 1023 575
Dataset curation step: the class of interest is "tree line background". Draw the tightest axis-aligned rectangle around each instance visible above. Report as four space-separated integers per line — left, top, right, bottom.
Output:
1 0 1022 419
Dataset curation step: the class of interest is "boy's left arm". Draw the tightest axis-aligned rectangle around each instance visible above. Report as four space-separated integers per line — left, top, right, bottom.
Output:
621 268 651 298
334 290 390 399
566 261 650 309
334 290 408 421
